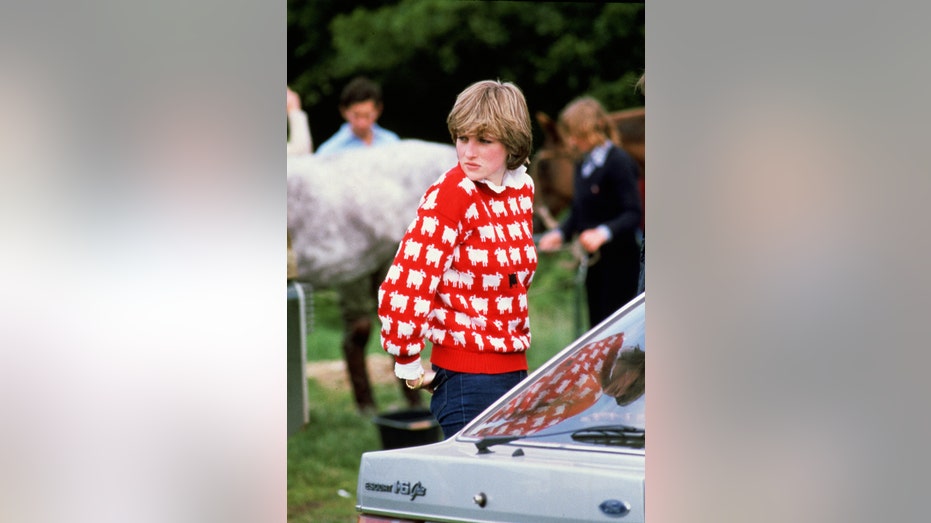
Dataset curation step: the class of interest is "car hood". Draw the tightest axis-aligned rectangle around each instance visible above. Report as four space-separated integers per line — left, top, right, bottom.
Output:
356 437 645 523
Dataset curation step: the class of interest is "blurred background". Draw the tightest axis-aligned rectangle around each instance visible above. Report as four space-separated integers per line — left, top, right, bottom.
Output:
288 0 644 148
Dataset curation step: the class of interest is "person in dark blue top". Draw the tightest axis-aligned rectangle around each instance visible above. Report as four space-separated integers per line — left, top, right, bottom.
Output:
538 96 642 327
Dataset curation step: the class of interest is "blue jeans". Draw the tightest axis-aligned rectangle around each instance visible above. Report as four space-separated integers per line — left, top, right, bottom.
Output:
430 365 527 439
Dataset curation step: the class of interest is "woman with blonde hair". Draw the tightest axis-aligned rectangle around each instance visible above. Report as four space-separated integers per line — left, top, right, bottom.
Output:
378 80 537 438
538 96 642 327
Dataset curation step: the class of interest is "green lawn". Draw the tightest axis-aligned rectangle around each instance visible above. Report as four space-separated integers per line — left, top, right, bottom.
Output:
287 248 585 523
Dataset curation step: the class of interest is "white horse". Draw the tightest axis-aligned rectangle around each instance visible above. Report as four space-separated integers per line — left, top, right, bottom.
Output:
287 139 458 288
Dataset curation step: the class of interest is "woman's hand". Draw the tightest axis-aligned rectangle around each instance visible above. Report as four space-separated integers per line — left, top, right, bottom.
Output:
405 369 437 394
579 227 608 253
537 230 564 252
421 369 437 394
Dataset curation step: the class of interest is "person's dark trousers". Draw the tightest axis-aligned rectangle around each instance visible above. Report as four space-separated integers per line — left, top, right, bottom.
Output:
585 239 639 327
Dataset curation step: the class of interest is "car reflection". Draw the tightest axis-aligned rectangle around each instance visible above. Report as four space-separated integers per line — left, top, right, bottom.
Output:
465 331 644 443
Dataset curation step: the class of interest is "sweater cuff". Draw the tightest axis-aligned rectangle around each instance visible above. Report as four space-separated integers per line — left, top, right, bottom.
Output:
394 360 425 380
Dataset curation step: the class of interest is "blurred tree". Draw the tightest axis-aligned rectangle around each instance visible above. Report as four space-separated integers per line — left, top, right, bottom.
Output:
288 0 644 148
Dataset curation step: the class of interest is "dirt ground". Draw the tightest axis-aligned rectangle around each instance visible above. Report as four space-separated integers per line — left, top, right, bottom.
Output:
305 353 398 390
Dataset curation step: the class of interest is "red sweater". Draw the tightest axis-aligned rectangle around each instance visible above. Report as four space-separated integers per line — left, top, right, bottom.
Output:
378 164 538 374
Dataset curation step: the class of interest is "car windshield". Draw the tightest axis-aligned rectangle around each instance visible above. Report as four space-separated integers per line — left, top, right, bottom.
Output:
461 294 645 448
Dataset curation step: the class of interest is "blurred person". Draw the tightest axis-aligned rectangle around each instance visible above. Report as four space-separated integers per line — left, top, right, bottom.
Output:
378 79 537 438
286 86 312 156
314 76 399 156
286 86 307 317
538 96 642 327
301 76 416 413
634 73 645 294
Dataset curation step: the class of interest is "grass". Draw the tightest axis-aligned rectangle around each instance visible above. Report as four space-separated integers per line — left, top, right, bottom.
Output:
287 248 585 523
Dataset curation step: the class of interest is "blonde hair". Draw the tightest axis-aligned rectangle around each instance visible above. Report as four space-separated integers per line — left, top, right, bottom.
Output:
447 80 533 170
558 96 620 146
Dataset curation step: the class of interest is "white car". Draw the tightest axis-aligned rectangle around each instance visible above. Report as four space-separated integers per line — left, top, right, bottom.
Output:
356 293 645 522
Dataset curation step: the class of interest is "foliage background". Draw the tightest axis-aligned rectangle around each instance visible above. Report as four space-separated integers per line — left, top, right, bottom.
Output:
288 0 644 149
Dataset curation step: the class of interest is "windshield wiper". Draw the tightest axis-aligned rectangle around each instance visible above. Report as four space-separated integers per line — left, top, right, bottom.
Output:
474 424 644 453
474 435 525 454
570 425 644 448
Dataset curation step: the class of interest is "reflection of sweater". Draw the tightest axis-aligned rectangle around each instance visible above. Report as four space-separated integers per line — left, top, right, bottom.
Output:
378 164 538 375
476 333 626 435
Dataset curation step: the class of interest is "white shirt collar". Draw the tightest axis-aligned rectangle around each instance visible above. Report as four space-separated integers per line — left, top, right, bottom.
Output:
476 164 530 193
581 140 613 178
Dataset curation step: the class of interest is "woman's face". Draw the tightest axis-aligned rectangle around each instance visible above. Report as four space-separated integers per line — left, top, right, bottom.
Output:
566 130 599 154
456 133 508 186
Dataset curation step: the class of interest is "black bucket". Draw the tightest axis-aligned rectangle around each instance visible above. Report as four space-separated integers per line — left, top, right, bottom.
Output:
372 408 442 449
